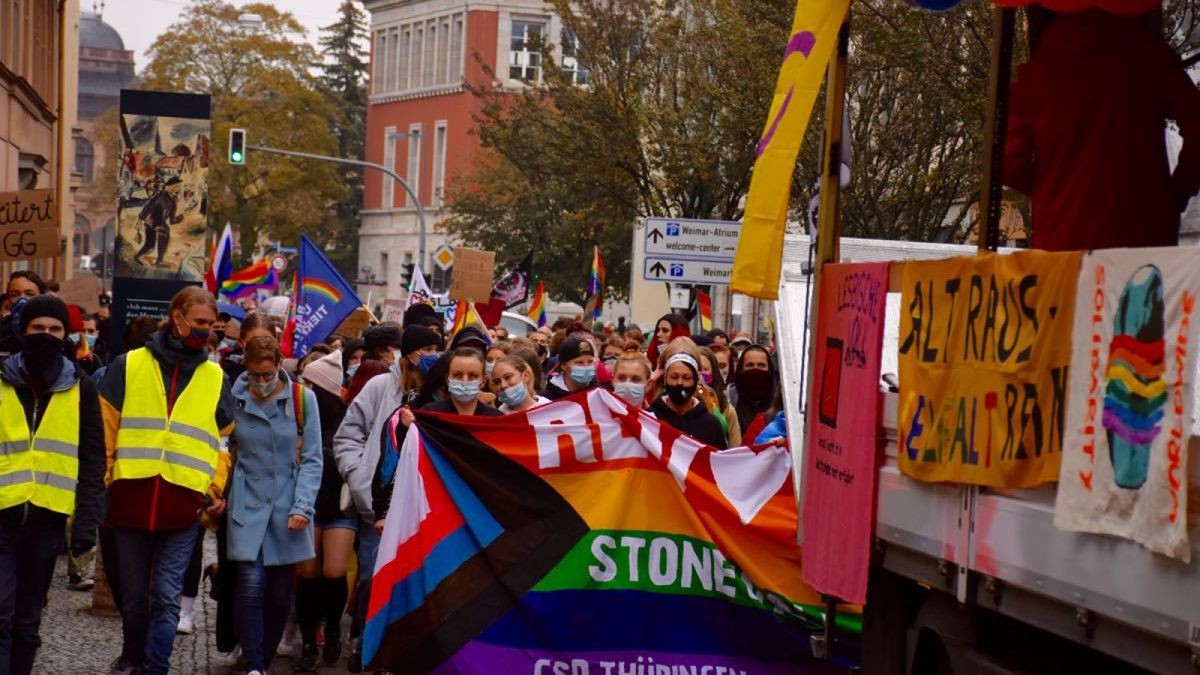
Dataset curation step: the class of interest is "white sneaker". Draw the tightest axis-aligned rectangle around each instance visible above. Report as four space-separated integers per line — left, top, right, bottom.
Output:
176 612 194 635
223 645 243 668
247 671 263 675
275 640 296 657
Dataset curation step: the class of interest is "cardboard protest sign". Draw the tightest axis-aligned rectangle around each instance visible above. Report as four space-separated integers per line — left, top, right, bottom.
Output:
898 250 1081 487
0 189 61 262
802 261 888 604
59 274 103 313
1055 248 1200 561
449 247 495 302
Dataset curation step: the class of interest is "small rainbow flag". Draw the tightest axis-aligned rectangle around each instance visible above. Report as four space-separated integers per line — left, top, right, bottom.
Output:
583 246 605 321
450 300 492 344
220 259 278 299
527 280 546 328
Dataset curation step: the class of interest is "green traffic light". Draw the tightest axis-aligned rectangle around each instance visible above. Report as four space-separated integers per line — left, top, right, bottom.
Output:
231 151 243 162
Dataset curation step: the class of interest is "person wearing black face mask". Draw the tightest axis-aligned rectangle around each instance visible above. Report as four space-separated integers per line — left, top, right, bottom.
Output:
729 345 778 437
0 294 106 675
648 352 727 449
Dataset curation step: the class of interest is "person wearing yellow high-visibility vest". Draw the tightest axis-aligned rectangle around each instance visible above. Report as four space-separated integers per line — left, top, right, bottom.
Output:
0 295 106 675
99 287 236 675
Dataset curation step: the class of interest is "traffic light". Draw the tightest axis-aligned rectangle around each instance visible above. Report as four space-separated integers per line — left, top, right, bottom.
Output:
401 263 416 287
228 128 246 165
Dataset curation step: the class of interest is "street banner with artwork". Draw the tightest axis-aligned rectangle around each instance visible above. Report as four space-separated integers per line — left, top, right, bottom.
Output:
1055 248 1200 561
293 235 363 358
898 250 1081 487
730 0 849 299
802 262 888 604
491 252 533 309
364 390 854 673
114 90 211 281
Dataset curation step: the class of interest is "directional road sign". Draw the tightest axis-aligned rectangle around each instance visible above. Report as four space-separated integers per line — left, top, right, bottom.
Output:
644 217 740 261
644 257 733 285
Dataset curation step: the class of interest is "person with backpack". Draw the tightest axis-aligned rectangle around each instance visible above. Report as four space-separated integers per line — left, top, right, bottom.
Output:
225 334 322 675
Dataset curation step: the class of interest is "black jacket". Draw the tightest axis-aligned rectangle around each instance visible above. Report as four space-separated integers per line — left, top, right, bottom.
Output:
0 354 106 550
649 397 728 450
371 398 503 520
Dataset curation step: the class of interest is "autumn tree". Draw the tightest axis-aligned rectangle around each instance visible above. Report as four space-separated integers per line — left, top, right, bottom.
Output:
316 0 370 273
140 0 345 267
445 0 792 304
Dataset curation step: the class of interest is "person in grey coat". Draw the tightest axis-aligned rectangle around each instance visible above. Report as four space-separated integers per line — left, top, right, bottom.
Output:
331 359 405 669
227 335 322 675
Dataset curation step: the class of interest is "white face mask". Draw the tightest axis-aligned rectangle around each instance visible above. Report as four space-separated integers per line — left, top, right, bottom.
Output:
613 381 645 407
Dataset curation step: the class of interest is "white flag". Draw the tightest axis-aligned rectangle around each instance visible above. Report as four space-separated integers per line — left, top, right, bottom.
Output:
406 265 433 308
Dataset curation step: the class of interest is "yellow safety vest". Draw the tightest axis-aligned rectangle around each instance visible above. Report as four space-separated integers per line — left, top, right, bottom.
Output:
0 380 81 516
113 347 222 494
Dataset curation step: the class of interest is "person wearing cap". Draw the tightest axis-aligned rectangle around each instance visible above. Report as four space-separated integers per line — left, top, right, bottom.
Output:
649 349 727 449
296 350 353 670
100 287 237 675
729 332 753 360
0 295 106 675
542 335 598 400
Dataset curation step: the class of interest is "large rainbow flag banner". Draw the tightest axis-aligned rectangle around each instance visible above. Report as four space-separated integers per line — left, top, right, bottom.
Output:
219 258 277 299
293 234 362 357
365 389 858 673
528 279 547 328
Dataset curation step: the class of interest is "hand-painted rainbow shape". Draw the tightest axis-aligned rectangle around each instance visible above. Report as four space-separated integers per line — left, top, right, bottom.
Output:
303 278 342 304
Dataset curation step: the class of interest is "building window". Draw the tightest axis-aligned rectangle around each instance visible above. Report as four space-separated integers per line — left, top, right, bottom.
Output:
449 17 464 82
411 26 423 90
432 122 447 208
382 125 396 208
374 31 387 94
75 137 95 184
509 20 545 82
73 214 90 256
398 27 411 91
561 28 589 85
406 123 422 207
380 251 389 283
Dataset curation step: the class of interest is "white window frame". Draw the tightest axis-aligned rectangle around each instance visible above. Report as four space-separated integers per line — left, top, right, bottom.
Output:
406 123 423 208
508 18 546 84
374 31 387 94
432 121 448 208
382 125 396 209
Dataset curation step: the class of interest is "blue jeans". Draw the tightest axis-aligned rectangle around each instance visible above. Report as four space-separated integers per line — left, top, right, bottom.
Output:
235 553 294 672
354 518 380 635
0 507 63 675
112 526 198 675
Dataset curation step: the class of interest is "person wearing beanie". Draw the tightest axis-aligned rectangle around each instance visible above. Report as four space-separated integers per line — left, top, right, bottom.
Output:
295 350 354 669
399 325 442 406
99 287 237 675
542 335 598 401
402 302 438 329
341 338 365 387
0 294 106 674
361 325 403 364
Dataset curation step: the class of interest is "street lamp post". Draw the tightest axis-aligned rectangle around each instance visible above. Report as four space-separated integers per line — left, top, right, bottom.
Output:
244 143 428 273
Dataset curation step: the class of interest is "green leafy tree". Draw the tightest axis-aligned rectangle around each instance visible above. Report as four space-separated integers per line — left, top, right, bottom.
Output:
317 1 370 273
140 0 345 267
445 0 792 304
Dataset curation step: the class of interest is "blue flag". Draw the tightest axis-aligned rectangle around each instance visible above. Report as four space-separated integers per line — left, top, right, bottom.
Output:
294 235 362 358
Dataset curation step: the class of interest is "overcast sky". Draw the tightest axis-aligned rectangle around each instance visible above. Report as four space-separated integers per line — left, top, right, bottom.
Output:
96 0 349 71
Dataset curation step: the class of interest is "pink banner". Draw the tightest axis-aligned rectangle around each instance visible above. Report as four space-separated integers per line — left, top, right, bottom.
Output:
801 261 888 604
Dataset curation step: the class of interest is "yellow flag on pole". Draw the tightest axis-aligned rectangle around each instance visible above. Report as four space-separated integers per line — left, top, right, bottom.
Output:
730 0 849 299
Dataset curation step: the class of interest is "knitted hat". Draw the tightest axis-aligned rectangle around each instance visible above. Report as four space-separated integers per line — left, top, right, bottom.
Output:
401 325 442 357
557 335 595 363
18 294 70 335
301 349 344 397
363 325 403 353
403 302 439 328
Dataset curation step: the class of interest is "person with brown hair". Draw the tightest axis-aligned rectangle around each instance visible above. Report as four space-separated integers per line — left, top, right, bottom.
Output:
611 352 653 409
490 355 549 413
226 335 322 675
100 286 237 675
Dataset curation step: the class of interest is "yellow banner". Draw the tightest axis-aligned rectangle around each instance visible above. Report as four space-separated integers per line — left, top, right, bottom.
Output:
730 0 849 299
898 250 1081 487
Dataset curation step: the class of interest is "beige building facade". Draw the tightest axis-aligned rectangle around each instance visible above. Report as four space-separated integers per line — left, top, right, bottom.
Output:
0 0 79 283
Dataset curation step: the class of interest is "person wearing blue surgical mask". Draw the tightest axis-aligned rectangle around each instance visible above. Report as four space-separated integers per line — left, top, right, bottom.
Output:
398 325 442 405
372 348 502 532
542 335 597 401
491 355 549 413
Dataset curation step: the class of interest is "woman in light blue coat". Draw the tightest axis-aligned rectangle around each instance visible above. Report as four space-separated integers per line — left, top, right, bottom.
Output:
226 335 322 675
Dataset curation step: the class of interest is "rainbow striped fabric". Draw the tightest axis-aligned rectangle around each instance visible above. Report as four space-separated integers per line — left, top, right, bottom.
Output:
584 246 605 320
528 280 547 328
365 390 858 673
219 259 277 299
450 300 491 343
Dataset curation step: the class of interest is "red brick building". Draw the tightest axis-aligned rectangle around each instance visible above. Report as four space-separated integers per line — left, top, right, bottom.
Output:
361 0 585 302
